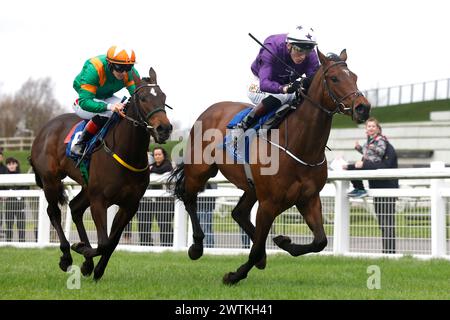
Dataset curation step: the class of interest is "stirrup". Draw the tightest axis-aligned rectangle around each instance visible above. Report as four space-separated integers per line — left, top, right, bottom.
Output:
71 143 86 157
235 121 249 131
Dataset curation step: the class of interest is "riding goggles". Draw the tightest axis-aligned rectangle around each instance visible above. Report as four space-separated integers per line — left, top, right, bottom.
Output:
291 43 314 54
111 63 133 73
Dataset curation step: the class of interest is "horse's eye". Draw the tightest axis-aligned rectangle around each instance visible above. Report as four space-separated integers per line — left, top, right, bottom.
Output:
331 76 338 83
140 96 147 102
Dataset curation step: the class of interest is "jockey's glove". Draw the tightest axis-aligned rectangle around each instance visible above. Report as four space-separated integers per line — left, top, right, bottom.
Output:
285 79 302 94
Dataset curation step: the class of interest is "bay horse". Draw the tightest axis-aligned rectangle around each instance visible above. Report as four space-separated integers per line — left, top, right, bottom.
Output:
168 49 370 284
30 68 172 280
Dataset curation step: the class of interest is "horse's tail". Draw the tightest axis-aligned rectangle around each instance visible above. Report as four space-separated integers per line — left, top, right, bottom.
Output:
28 156 68 205
167 162 187 202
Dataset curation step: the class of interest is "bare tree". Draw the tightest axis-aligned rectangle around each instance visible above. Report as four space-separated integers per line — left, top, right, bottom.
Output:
0 77 65 137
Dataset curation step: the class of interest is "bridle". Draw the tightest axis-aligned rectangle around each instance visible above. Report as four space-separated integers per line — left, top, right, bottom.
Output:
300 61 363 120
264 60 364 167
99 83 169 173
121 83 167 131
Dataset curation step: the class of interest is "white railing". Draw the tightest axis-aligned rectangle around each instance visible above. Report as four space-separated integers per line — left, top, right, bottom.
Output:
0 136 34 151
363 78 450 107
0 162 449 260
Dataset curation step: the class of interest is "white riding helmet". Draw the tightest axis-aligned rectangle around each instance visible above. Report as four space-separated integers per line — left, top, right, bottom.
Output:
286 25 317 51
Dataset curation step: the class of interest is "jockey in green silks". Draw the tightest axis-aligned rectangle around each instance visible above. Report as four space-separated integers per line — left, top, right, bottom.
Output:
71 45 140 156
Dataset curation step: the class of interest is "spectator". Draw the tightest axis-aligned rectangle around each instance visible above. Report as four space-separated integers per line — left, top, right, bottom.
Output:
0 148 7 174
344 117 399 254
0 149 6 238
137 147 174 246
241 229 251 249
122 209 133 243
197 182 217 248
3 157 26 242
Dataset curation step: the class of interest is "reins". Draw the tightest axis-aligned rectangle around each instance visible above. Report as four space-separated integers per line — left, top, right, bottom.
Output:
100 82 170 173
121 84 167 130
264 61 362 167
300 61 362 118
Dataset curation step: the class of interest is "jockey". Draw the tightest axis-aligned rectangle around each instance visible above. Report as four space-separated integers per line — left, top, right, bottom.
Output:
236 25 320 131
71 46 140 156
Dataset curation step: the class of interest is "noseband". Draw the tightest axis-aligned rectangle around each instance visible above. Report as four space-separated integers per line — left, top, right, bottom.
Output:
301 61 363 118
122 83 167 131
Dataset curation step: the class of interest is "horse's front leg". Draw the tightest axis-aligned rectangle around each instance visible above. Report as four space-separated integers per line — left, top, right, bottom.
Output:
183 194 205 260
92 206 137 281
223 203 276 285
81 198 109 260
230 191 266 269
273 195 328 256
69 189 94 276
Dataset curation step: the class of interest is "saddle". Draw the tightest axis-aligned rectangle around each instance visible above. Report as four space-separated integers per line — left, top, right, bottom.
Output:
64 114 120 183
219 103 296 164
260 103 297 130
227 102 297 132
221 102 298 188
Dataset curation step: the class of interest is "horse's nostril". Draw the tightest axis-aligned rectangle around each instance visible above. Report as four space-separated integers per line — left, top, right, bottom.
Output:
356 105 364 113
158 124 173 133
356 104 370 116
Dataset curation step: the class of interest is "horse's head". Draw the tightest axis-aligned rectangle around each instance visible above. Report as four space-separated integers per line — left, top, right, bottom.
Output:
130 68 173 143
315 49 371 124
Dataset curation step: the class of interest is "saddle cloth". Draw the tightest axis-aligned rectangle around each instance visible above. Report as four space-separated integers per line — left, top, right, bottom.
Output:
222 104 296 163
64 120 88 160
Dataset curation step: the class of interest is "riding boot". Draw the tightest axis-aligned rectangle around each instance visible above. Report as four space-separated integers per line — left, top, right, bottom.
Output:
235 102 265 131
235 96 282 131
70 120 99 156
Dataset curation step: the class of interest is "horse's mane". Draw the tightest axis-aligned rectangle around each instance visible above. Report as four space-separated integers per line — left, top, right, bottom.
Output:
141 77 151 82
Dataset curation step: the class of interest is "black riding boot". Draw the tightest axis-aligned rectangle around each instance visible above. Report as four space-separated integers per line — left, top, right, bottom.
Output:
235 96 282 131
71 125 96 157
236 102 263 131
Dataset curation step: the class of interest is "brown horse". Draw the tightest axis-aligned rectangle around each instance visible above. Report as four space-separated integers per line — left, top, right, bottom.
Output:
30 68 172 280
169 49 370 284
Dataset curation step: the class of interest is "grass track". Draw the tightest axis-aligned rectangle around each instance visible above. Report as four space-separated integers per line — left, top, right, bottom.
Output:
0 247 448 300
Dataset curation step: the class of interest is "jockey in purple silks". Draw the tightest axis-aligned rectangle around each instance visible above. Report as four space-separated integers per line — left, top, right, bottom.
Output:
236 25 320 131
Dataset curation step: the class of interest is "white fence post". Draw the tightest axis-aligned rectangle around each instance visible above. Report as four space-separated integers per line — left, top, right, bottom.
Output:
430 161 446 257
333 180 350 254
107 205 119 236
37 192 50 246
249 201 258 247
173 200 187 250
64 187 74 240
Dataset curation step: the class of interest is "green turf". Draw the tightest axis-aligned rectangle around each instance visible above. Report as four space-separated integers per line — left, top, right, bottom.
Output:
0 247 448 300
0 141 181 174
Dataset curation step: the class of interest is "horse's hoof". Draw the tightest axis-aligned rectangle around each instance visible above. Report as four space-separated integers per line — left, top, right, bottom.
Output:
188 244 203 260
59 256 73 272
71 242 86 254
81 259 94 277
223 272 240 285
255 255 267 270
93 268 105 282
273 235 292 248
